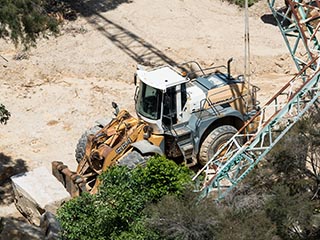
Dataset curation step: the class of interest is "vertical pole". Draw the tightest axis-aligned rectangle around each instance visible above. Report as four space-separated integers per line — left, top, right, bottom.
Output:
244 0 252 109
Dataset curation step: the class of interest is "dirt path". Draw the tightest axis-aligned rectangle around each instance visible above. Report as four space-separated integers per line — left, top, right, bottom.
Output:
0 0 296 219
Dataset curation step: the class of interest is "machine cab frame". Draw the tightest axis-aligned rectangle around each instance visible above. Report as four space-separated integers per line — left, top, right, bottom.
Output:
135 66 188 134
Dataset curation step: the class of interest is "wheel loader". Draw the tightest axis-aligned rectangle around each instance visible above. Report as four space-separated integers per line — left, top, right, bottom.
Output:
52 58 260 197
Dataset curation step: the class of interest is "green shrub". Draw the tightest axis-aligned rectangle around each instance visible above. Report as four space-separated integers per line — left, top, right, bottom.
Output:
136 155 192 200
0 104 10 124
112 219 161 240
57 155 192 240
224 0 259 7
56 193 106 240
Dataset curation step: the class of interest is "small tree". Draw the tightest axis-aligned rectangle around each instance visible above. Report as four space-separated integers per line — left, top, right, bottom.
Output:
0 0 59 48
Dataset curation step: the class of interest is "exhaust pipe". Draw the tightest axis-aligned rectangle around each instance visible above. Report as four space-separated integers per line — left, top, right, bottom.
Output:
227 58 233 80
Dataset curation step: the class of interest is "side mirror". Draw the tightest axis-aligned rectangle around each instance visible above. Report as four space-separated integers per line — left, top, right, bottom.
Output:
112 101 119 116
237 75 245 82
134 86 139 103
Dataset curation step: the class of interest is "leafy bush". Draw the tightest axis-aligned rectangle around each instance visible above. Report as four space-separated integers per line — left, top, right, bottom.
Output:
57 155 192 240
56 193 105 240
112 219 161 240
224 0 259 7
0 104 10 124
145 188 277 240
265 184 314 239
215 207 276 240
145 189 219 240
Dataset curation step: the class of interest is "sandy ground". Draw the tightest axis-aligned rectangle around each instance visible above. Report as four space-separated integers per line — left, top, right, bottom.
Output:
0 0 296 219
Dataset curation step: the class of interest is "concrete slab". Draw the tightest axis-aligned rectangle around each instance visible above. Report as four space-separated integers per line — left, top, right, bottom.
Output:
11 167 70 225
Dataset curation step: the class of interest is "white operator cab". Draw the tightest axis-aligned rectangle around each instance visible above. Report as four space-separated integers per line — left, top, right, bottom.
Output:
135 66 199 134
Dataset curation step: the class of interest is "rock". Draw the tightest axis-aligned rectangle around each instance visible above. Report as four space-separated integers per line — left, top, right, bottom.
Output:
11 167 71 226
40 211 62 240
0 217 44 240
0 212 62 240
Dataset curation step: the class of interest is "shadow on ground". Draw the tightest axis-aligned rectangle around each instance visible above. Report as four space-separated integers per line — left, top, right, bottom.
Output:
261 13 278 26
63 0 133 17
260 6 291 28
0 153 28 205
62 0 183 68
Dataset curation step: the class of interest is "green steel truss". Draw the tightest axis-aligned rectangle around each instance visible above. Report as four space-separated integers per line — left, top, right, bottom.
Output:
268 0 320 71
193 59 320 200
193 0 320 200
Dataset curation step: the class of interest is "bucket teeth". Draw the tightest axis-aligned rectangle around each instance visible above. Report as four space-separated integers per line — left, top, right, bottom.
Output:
52 161 85 197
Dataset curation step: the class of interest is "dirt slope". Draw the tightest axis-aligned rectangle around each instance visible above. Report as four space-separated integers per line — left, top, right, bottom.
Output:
0 0 295 218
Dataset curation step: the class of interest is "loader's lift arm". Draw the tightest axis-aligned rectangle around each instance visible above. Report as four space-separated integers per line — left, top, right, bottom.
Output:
193 0 320 200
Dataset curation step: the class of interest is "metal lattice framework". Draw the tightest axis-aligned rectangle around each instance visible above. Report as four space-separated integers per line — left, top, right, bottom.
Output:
268 0 320 71
193 0 320 200
193 59 320 200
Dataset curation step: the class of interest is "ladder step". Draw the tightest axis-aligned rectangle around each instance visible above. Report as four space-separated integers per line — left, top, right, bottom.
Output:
174 127 192 141
181 143 193 152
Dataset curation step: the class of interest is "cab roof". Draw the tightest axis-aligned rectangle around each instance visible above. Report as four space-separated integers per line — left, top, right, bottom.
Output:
137 66 187 91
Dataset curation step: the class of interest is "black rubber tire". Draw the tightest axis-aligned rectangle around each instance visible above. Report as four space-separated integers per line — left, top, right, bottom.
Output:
199 125 237 166
75 125 103 163
118 151 147 169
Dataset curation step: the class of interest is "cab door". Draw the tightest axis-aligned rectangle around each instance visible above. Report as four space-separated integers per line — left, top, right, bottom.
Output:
162 86 177 127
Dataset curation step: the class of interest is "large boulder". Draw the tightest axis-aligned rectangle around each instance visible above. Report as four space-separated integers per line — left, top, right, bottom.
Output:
0 217 44 240
11 167 70 226
0 212 62 240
